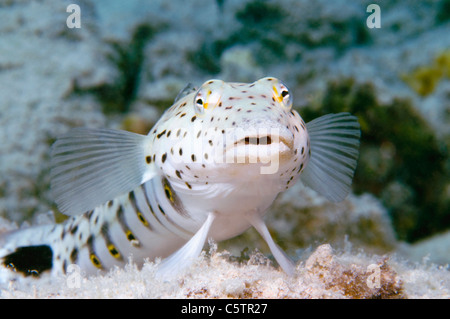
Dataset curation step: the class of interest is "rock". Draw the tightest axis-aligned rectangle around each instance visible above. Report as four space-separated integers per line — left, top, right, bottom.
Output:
399 230 450 266
303 244 404 299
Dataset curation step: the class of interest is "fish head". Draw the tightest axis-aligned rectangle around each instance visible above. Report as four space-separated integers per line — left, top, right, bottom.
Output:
150 77 310 193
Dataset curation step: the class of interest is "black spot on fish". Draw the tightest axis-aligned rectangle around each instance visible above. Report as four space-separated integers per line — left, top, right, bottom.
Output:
165 185 174 201
137 211 149 226
2 245 53 277
108 245 120 259
90 253 102 269
60 228 66 240
157 130 166 139
158 204 166 216
70 225 78 235
70 248 78 264
127 231 136 242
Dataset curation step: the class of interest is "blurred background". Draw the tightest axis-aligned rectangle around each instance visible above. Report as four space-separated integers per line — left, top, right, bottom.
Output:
0 0 448 265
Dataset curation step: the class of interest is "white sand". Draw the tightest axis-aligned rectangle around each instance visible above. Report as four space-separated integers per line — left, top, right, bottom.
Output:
1 243 448 299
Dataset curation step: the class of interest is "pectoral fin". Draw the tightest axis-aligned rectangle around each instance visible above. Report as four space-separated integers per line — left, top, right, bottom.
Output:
50 128 157 216
302 113 361 202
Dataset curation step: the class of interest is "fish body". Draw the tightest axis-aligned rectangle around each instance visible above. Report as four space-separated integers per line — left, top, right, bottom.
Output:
0 77 360 278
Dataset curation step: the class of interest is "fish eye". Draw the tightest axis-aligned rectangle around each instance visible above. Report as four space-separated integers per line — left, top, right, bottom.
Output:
193 80 224 115
274 81 293 110
193 93 206 115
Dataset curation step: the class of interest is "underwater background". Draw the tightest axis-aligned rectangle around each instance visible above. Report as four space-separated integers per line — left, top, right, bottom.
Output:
0 0 449 297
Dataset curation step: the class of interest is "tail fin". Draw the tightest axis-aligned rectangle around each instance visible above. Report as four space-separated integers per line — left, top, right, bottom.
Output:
0 225 55 277
301 113 361 202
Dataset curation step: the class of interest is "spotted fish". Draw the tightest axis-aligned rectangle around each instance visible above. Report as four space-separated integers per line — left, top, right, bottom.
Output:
0 77 360 278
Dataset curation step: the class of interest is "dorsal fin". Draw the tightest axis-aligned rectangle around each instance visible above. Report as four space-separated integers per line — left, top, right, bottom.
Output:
50 128 157 216
174 83 197 103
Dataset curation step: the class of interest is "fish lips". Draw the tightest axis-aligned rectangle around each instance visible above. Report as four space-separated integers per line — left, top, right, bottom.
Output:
224 134 294 166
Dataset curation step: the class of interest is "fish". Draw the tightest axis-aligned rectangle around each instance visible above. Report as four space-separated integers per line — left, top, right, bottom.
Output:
0 77 360 279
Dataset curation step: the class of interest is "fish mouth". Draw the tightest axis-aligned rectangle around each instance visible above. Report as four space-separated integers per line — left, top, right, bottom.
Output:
234 135 293 149
225 134 294 164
